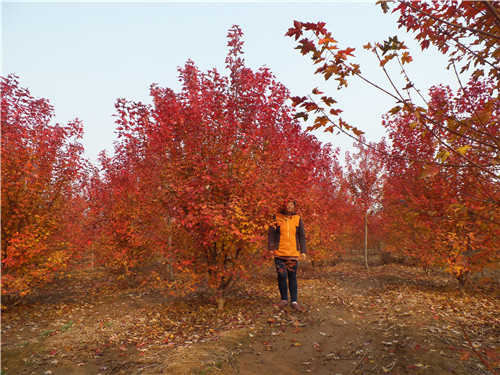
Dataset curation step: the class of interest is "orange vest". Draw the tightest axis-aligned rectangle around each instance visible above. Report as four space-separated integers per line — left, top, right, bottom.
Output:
268 213 306 258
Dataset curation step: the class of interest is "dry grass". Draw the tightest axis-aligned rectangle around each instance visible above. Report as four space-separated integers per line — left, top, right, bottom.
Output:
2 257 499 375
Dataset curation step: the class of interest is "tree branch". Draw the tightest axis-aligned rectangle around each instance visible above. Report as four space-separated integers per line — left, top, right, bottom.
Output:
483 1 500 29
401 1 500 40
460 323 498 375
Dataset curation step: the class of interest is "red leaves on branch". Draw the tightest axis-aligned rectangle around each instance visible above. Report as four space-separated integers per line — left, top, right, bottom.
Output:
285 20 364 137
392 1 500 86
286 3 499 281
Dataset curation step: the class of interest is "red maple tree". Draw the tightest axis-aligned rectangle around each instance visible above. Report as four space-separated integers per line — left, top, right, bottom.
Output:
381 80 499 284
92 26 339 308
285 2 499 182
1 75 86 298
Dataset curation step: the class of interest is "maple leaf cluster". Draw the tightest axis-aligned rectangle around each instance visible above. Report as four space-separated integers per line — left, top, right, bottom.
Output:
392 0 500 86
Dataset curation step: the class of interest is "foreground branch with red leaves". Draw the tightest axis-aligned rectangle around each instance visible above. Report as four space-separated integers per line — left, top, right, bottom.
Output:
285 2 499 282
285 1 499 182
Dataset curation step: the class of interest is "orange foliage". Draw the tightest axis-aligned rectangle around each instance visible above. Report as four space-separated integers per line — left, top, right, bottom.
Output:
1 75 86 297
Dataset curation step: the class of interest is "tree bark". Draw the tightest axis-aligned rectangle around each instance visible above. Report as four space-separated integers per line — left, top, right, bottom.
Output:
365 211 370 270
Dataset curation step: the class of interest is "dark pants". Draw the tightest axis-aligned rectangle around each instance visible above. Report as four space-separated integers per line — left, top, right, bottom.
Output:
274 257 298 302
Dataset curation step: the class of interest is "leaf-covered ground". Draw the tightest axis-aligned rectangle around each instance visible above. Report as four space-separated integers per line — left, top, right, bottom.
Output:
2 256 499 375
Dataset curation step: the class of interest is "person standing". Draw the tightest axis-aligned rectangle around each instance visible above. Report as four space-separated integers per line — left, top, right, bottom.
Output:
268 198 307 311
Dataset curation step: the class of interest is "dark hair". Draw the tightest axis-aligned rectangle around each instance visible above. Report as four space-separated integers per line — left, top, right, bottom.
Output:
280 199 297 214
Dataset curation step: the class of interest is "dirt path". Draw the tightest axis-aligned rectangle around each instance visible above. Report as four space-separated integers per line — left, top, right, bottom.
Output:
2 259 498 375
216 262 499 375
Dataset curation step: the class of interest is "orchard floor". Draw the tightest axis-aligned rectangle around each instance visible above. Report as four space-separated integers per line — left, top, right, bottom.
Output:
2 256 499 375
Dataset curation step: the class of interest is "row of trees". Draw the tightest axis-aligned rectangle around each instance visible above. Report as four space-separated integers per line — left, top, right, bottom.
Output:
1 28 358 306
2 2 498 304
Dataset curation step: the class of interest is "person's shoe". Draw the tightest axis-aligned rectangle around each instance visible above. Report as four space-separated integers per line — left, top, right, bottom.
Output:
276 300 288 309
291 302 303 312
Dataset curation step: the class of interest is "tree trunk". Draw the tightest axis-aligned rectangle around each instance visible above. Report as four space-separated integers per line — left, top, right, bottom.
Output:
166 218 174 281
166 261 174 281
217 296 226 310
216 287 226 310
365 211 369 270
457 270 470 295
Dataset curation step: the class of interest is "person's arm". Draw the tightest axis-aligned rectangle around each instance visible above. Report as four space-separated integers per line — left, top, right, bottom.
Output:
268 216 278 252
298 218 307 259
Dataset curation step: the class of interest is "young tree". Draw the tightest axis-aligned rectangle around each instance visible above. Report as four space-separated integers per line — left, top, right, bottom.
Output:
1 75 86 298
344 139 387 269
99 26 337 308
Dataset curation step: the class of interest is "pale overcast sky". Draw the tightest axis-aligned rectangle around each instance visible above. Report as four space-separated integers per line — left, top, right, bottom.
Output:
2 1 458 164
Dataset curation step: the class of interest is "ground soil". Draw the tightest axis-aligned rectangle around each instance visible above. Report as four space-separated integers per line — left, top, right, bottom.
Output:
2 256 499 375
